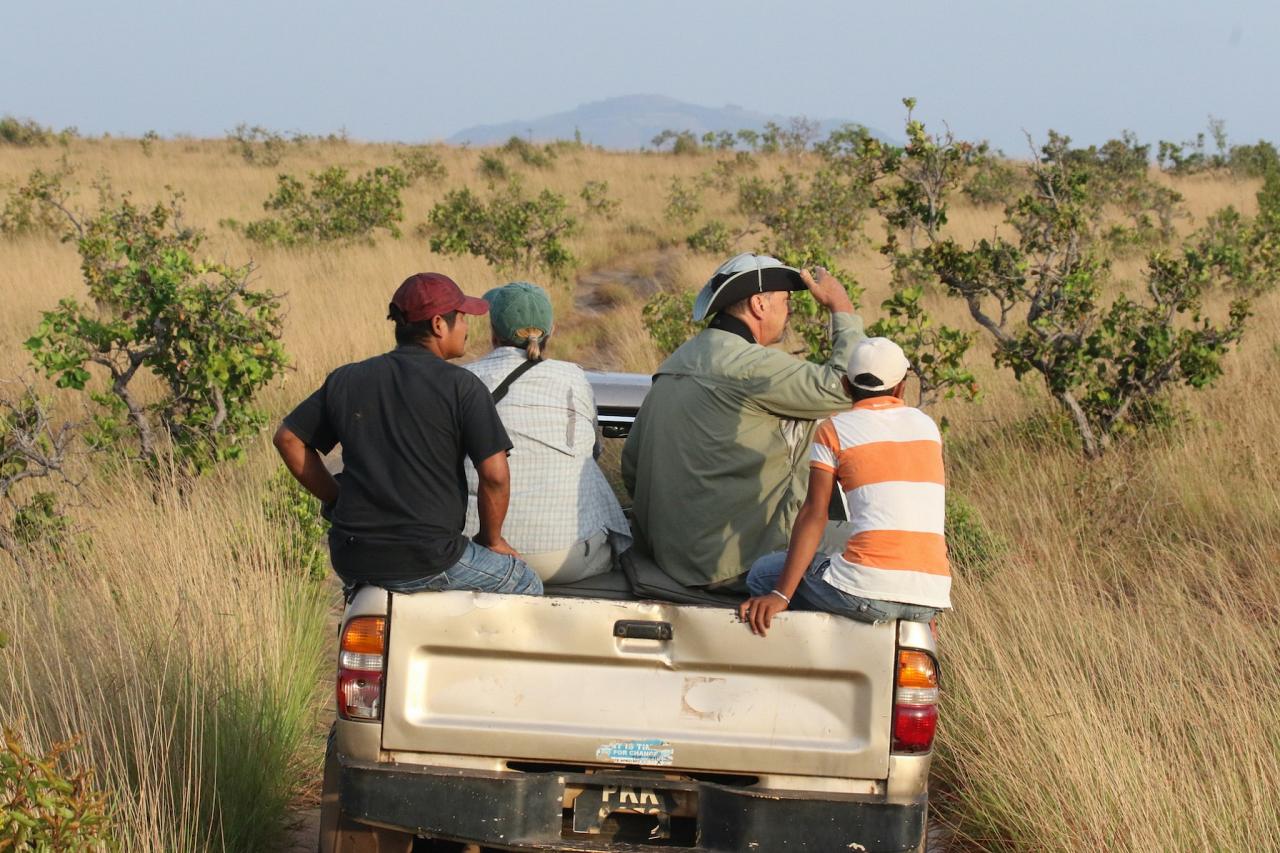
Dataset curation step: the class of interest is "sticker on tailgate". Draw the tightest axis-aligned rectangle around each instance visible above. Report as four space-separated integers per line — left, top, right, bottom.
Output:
594 738 674 766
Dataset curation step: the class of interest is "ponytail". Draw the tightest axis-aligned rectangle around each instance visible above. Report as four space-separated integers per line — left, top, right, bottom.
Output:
512 326 547 361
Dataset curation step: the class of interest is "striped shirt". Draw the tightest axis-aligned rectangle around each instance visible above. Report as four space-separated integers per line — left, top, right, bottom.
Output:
810 397 951 609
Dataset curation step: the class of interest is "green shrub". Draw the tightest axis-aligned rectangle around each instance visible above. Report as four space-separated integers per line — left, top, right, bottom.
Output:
478 153 509 181
500 136 556 168
579 180 619 219
233 165 412 246
1 728 114 849
0 116 66 147
867 286 977 411
1227 140 1279 179
944 492 1004 583
962 147 1027 208
651 130 700 155
686 220 733 255
228 123 287 166
0 385 78 558
262 468 330 582
0 160 76 238
26 194 288 472
641 290 699 356
426 178 578 279
664 178 701 225
139 130 160 158
394 146 447 182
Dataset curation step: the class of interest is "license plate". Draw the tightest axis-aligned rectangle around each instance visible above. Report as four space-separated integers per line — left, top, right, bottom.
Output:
572 783 677 837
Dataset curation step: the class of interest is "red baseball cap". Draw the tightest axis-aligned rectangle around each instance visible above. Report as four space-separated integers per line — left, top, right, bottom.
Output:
389 273 489 323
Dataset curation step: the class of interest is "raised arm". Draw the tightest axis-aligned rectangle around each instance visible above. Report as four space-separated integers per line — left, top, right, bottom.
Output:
751 269 864 419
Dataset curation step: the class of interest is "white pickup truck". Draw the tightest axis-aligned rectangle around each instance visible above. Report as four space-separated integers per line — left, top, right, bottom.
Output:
318 372 939 853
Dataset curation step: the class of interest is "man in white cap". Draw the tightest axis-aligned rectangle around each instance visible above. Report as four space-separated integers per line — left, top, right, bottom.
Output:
622 253 862 589
737 337 952 636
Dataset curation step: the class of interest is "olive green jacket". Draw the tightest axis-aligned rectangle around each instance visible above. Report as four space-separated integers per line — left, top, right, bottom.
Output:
622 313 864 588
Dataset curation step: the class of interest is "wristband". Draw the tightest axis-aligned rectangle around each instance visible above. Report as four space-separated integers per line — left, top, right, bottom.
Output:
769 589 791 605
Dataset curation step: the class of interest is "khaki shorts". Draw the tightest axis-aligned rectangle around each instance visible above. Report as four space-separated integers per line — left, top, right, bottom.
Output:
521 528 613 585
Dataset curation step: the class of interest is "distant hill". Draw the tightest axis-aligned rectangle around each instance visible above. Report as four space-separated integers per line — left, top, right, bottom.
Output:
447 94 891 150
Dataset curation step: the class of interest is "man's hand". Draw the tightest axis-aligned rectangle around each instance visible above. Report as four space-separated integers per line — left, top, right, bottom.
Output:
477 534 522 559
738 593 789 637
799 266 854 315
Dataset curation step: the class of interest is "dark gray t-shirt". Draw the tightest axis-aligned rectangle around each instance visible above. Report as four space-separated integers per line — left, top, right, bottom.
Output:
283 345 511 585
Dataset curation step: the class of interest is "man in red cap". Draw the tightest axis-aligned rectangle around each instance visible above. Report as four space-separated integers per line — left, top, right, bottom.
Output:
273 273 542 596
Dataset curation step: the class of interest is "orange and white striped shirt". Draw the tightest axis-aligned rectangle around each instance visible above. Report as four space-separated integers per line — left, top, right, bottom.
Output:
810 397 951 609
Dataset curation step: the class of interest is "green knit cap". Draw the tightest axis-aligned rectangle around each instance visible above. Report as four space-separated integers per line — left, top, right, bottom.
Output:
483 282 554 343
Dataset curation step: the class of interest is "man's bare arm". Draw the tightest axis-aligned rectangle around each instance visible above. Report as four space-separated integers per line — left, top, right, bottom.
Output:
738 467 836 636
273 424 339 505
474 450 520 557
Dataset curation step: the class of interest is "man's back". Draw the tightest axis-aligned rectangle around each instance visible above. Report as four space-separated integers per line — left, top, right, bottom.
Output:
284 344 510 581
623 321 857 588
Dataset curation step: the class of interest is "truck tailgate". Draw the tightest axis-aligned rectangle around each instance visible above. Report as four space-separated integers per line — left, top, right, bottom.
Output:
382 592 896 780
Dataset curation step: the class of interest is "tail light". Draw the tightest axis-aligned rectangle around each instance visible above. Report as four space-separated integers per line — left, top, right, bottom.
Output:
338 616 385 721
892 649 939 754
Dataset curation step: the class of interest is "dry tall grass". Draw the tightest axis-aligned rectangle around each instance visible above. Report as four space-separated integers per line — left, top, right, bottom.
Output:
1 136 1277 850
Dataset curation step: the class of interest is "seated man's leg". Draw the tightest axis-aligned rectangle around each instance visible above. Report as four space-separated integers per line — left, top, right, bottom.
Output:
746 552 830 609
408 542 543 595
745 552 788 597
795 565 937 624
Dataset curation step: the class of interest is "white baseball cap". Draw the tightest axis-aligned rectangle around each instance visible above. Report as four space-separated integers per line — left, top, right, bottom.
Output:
847 337 911 391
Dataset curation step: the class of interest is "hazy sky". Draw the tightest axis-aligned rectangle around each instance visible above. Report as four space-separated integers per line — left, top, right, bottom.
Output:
2 0 1277 151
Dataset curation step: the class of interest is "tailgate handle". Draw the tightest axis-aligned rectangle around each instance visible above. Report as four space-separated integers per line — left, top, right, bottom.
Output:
613 620 673 641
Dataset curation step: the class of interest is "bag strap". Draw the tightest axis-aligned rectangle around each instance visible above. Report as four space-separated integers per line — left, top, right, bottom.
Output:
490 357 542 404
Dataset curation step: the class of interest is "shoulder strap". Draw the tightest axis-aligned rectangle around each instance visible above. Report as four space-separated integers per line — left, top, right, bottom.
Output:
490 358 542 404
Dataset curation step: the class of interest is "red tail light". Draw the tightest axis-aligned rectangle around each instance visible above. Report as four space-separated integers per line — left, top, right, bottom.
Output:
892 650 939 754
338 616 385 721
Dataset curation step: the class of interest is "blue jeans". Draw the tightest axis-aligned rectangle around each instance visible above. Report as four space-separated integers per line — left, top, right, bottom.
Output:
381 541 543 596
746 551 938 624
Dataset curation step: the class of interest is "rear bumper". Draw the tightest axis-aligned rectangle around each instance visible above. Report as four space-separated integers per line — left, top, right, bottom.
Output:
339 756 926 852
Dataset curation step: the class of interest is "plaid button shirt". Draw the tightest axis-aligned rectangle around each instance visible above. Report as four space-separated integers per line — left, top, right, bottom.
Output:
463 348 632 554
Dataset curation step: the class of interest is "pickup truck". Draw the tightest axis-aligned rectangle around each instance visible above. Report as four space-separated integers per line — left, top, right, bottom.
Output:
318 371 939 853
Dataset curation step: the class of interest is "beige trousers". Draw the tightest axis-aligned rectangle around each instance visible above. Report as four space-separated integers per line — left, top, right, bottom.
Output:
522 528 613 585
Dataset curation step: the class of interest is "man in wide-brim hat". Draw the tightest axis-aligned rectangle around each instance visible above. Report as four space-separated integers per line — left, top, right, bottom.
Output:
623 253 864 590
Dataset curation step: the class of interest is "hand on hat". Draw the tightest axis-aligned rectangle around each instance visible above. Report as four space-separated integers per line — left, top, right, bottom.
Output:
799 267 854 315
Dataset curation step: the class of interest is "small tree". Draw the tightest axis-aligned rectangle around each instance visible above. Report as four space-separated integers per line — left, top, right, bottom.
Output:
228 123 287 166
0 383 79 556
867 287 977 412
426 178 578 279
26 194 287 472
232 165 412 246
0 159 76 238
917 143 1249 456
394 146 447 182
579 180 620 219
641 290 700 356
664 178 702 225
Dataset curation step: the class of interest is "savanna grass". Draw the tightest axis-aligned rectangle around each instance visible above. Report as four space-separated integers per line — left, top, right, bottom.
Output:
1 134 1277 851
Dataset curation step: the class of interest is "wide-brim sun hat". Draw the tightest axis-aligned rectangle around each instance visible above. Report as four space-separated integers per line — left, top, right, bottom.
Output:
691 253 807 322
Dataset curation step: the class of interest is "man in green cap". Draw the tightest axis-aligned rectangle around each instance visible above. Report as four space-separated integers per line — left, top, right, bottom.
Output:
622 253 863 590
463 282 632 584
